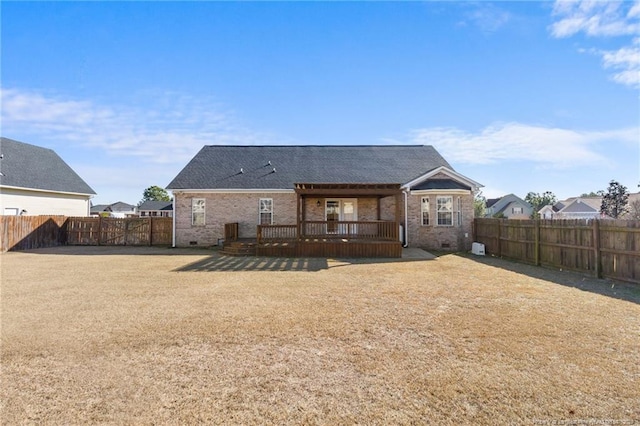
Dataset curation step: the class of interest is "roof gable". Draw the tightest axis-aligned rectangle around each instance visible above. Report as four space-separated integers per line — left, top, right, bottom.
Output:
0 137 95 195
139 200 173 211
487 194 531 213
167 145 458 190
561 198 600 213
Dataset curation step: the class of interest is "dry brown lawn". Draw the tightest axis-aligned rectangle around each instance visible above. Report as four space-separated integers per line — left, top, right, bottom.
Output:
1 246 639 425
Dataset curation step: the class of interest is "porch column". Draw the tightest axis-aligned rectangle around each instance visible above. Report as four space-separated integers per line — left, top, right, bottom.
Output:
297 192 302 240
395 192 403 241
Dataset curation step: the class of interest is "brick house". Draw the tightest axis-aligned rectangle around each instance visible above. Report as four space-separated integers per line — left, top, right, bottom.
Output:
167 145 481 257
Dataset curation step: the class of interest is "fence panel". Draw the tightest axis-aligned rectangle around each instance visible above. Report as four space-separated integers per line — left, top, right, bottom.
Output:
2 216 173 251
599 220 640 284
473 218 640 284
0 215 68 252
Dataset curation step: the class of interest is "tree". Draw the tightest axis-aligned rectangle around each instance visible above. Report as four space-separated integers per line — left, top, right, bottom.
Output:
474 191 486 218
524 191 557 218
140 185 171 205
600 180 629 219
580 190 604 197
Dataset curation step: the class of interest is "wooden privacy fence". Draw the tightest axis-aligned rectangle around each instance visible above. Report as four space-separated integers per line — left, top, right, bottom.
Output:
0 215 68 252
1 216 173 252
473 218 640 284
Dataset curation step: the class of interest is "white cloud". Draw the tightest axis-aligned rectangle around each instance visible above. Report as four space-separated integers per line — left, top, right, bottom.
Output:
550 0 640 37
599 37 640 87
549 0 640 88
460 3 511 34
0 87 277 165
404 122 637 168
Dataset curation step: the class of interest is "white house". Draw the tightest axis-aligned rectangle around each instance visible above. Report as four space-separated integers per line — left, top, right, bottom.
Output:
0 137 95 216
485 194 532 219
538 197 604 220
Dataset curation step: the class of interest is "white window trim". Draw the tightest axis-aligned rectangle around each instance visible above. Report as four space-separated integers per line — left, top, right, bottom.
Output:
259 198 274 225
436 196 454 227
421 196 430 226
192 198 205 226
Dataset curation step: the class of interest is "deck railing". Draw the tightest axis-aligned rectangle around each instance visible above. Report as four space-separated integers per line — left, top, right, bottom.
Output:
256 221 398 243
302 221 398 241
257 224 298 243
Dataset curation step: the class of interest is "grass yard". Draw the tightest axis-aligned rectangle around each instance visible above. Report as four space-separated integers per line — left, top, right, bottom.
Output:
1 246 639 425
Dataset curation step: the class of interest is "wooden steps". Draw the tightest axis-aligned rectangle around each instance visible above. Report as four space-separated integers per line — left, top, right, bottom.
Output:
220 240 257 256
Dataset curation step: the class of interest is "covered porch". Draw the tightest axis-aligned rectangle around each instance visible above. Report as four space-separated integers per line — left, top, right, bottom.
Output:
226 183 405 258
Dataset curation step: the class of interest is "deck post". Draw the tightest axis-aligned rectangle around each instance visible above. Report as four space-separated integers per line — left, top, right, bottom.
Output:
297 193 303 240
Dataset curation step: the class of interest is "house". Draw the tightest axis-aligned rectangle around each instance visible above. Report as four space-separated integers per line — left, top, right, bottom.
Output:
0 137 95 216
485 194 532 219
167 145 482 257
539 197 603 220
622 192 640 219
540 193 640 220
138 200 173 217
90 201 138 218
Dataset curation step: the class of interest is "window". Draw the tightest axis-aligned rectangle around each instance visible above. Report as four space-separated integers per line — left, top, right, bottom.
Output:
457 197 462 226
421 197 430 226
437 196 453 226
512 206 523 215
192 198 205 226
259 198 273 225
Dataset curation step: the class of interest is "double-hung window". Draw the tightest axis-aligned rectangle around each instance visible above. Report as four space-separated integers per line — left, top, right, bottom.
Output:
437 196 453 226
192 198 205 226
421 197 430 226
259 198 273 225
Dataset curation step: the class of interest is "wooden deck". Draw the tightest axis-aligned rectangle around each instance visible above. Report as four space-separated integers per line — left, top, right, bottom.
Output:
219 221 403 258
256 239 402 258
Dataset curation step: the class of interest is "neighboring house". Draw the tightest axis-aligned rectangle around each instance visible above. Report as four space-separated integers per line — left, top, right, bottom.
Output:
138 200 173 217
538 197 604 220
0 137 95 216
167 145 482 256
485 194 532 219
90 201 138 218
622 192 640 219
540 193 640 220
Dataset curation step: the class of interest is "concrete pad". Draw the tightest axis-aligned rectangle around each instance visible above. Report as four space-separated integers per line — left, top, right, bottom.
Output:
401 247 437 260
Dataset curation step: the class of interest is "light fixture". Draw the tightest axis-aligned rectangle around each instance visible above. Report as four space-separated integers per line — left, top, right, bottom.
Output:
317 200 321 207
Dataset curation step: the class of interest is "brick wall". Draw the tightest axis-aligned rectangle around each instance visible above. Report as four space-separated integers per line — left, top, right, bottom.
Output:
174 192 297 247
174 191 473 250
406 193 474 251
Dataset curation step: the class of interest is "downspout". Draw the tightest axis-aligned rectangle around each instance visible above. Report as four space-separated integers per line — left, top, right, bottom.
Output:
403 189 409 248
171 192 176 248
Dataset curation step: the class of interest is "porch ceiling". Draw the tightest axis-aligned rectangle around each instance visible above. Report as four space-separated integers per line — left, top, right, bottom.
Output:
294 183 401 196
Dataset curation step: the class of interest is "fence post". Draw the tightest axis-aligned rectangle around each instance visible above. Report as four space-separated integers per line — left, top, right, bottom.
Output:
148 216 153 246
496 219 502 257
593 219 602 279
534 219 540 266
98 216 103 246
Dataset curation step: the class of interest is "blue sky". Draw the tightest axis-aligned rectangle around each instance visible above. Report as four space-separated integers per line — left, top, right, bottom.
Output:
2 1 638 205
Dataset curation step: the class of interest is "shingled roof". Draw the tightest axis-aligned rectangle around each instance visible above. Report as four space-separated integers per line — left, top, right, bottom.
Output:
167 145 453 190
1 137 96 195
